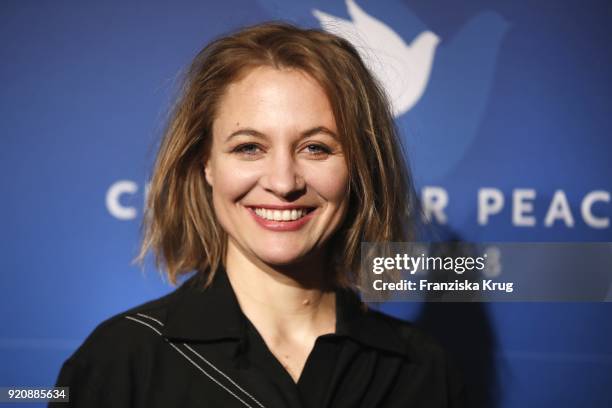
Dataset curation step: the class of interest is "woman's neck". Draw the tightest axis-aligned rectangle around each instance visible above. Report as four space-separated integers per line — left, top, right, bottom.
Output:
224 241 337 341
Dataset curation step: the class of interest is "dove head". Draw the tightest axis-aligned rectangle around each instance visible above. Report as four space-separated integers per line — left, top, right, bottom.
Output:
412 31 441 62
139 21 417 288
419 31 441 48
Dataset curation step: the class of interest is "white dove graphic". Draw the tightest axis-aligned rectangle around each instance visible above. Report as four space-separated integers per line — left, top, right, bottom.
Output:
312 0 440 117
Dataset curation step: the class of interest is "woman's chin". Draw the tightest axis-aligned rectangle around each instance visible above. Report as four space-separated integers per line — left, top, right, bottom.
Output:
252 248 311 268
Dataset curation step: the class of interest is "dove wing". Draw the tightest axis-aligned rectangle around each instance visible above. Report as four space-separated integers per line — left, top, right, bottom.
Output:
345 0 408 54
312 8 364 46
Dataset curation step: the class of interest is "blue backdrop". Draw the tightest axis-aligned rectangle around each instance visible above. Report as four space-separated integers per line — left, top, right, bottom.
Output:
2 0 611 407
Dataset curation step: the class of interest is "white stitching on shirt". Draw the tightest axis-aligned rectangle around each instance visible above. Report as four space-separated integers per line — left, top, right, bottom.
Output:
136 312 164 326
125 316 164 335
125 316 260 408
137 313 265 408
183 343 265 408
134 313 265 408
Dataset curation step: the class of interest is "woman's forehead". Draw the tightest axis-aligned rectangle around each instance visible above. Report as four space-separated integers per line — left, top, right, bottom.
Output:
212 66 338 140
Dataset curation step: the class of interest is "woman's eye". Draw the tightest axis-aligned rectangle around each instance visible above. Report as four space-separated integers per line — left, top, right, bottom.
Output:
304 144 332 156
232 143 262 155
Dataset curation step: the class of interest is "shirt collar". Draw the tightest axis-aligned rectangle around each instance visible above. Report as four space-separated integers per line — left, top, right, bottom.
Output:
334 287 409 356
163 268 245 342
162 266 409 357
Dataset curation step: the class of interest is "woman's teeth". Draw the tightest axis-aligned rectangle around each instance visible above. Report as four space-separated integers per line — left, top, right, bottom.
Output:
254 208 309 221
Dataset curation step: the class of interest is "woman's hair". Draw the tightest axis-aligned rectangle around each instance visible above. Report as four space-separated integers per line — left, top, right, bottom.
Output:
138 21 417 289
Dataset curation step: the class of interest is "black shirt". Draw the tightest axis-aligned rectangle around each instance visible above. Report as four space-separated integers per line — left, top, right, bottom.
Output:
51 268 466 407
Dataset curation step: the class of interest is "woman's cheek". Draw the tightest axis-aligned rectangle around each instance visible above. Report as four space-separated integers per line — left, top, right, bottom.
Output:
215 161 262 197
310 159 349 200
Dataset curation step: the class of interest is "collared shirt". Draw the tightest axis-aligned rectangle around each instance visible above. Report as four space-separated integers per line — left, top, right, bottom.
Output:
50 268 465 408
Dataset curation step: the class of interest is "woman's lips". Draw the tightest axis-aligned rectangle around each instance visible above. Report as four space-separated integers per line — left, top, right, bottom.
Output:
246 206 316 231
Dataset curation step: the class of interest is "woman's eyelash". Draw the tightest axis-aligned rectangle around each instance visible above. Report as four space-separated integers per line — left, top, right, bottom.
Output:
230 143 332 155
304 144 332 154
232 143 262 154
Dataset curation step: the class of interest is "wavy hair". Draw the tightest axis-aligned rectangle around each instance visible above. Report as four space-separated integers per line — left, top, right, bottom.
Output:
137 21 416 288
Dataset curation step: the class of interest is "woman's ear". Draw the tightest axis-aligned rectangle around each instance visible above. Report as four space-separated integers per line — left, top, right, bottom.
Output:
204 160 214 187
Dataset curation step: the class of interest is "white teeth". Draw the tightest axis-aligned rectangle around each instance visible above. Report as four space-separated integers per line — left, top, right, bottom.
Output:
252 208 310 221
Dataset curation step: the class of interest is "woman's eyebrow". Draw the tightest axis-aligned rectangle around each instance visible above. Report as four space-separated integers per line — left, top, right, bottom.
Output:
225 128 265 142
225 126 338 142
301 126 338 139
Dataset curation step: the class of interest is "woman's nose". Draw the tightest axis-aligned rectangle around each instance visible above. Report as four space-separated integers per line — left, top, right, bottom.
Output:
261 150 306 198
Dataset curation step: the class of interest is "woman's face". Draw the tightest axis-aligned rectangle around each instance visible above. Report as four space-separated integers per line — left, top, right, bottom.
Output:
205 66 349 267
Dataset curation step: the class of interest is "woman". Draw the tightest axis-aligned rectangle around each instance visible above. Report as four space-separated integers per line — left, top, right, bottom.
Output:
51 22 465 407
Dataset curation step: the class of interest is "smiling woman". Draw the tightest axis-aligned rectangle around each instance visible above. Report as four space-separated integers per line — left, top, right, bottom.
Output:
51 22 465 408
206 66 349 270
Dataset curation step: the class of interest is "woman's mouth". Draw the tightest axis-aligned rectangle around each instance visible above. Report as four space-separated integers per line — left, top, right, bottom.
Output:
246 206 316 231
253 207 313 221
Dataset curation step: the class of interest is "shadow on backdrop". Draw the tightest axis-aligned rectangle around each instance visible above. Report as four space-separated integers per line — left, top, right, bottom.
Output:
413 225 500 408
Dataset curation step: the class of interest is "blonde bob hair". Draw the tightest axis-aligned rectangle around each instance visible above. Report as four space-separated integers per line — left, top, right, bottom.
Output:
138 21 416 289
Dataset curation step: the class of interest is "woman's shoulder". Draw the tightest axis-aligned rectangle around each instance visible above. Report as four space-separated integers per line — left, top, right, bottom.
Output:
72 289 178 360
50 288 185 407
56 287 183 380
